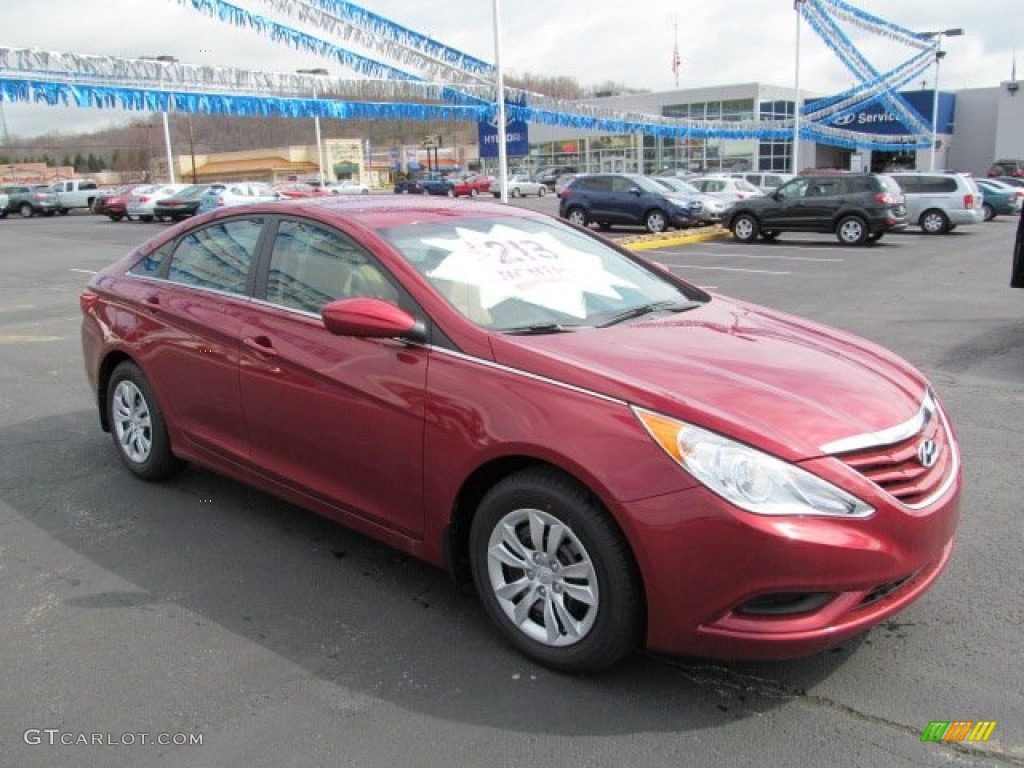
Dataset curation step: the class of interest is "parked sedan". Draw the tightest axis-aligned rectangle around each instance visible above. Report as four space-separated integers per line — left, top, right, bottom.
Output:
273 182 328 199
489 175 548 198
688 176 765 204
452 174 494 198
91 184 142 221
326 181 371 195
127 183 192 222
196 182 282 214
80 196 960 672
653 177 729 224
153 184 219 221
976 178 1024 220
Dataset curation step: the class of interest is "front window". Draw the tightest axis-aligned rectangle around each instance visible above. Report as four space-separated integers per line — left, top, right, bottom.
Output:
377 216 707 331
166 217 264 294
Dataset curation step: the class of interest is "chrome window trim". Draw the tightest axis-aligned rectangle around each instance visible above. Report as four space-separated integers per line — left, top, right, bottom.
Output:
820 390 935 455
123 273 254 303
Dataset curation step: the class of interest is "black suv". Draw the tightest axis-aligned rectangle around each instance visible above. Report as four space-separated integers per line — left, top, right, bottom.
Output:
558 173 699 234
724 173 907 245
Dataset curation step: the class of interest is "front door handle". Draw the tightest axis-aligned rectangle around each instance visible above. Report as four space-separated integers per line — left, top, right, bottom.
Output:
242 335 279 356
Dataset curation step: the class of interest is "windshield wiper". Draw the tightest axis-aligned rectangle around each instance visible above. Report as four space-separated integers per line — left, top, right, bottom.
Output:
597 300 700 328
501 322 590 335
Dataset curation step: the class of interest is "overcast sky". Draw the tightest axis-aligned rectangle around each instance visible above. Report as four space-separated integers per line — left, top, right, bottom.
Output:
0 0 1018 139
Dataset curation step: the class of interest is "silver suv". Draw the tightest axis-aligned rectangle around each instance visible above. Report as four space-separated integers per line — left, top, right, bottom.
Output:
887 172 983 234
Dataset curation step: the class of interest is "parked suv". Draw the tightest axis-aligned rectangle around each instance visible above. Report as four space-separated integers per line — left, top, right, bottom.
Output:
558 173 699 233
724 173 907 245
1 184 59 217
986 159 1024 178
886 172 984 234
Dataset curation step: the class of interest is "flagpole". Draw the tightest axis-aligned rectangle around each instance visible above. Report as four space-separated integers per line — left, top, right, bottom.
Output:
492 0 508 204
672 18 680 89
793 0 805 175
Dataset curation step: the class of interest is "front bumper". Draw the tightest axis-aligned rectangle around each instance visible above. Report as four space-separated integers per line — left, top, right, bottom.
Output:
617 477 960 660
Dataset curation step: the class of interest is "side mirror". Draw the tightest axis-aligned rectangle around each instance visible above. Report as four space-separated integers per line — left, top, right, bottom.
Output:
322 298 426 342
629 187 642 196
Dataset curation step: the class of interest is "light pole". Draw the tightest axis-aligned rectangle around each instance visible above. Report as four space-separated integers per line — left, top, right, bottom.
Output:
492 0 509 203
143 55 179 183
792 0 806 175
920 28 963 171
296 68 329 186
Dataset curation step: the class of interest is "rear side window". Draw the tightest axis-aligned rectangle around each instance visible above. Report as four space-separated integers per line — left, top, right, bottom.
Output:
129 242 173 277
166 217 264 294
576 176 612 192
916 176 957 194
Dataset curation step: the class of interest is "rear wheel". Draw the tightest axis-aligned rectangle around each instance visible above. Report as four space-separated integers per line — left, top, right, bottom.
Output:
106 362 183 482
108 214 124 222
566 207 589 228
644 210 668 233
469 467 643 672
920 209 950 235
19 203 34 218
537 186 547 197
982 203 996 221
836 215 868 245
731 213 759 243
139 215 154 223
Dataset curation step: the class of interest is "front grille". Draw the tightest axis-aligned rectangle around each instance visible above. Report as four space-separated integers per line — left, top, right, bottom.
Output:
831 396 955 508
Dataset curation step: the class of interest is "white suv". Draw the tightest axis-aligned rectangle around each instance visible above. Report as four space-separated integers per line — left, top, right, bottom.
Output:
887 172 984 234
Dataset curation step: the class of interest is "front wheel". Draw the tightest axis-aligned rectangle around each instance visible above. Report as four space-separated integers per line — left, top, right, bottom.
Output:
106 362 183 481
108 214 124 222
645 210 668 233
731 213 760 243
469 468 642 672
836 215 868 245
537 186 547 197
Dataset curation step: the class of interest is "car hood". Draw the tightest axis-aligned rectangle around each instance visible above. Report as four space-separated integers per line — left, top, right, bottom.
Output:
488 296 927 461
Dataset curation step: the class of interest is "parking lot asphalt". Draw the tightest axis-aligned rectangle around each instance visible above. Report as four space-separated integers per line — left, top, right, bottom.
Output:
2 208 1023 768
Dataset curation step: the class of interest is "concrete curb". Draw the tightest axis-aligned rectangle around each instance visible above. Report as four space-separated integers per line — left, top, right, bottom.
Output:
620 226 732 252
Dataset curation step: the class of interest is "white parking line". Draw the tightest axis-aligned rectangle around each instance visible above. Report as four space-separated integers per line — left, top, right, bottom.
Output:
669 265 790 275
69 268 98 275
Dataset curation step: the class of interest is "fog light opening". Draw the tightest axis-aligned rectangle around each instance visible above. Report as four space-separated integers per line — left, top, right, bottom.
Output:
736 592 836 617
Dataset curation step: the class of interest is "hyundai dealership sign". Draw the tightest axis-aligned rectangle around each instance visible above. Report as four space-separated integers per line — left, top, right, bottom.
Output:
479 98 529 158
808 91 956 136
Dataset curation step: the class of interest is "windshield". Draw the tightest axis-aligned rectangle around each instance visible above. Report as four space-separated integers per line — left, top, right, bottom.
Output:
377 216 708 332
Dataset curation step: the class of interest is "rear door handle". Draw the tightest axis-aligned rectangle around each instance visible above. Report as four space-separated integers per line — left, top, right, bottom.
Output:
243 335 279 356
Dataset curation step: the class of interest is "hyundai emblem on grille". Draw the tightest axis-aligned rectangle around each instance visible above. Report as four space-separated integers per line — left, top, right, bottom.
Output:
918 439 939 468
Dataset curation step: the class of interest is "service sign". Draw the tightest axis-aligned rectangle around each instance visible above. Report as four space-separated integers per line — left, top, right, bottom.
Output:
808 91 956 136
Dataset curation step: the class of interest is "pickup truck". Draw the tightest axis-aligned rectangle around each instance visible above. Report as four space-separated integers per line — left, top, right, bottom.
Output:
393 173 454 196
51 179 101 214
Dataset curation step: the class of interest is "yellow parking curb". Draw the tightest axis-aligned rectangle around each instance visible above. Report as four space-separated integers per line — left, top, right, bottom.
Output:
620 226 731 252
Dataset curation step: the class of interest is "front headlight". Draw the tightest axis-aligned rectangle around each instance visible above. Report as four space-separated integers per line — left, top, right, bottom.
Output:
634 407 873 518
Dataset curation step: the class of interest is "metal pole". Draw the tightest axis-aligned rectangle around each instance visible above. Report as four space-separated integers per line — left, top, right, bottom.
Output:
161 111 175 184
792 0 805 175
492 0 509 203
930 36 942 172
187 113 198 183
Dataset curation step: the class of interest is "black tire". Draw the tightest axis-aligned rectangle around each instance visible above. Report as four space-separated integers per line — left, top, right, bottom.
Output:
108 214 124 222
19 203 35 218
760 230 779 241
566 207 589 228
731 213 760 243
537 186 547 197
0 209 7 219
597 222 612 231
58 208 69 215
511 187 522 198
836 215 869 245
139 215 154 223
867 232 884 243
106 361 183 482
982 203 996 222
919 209 950 235
469 467 643 672
644 210 668 234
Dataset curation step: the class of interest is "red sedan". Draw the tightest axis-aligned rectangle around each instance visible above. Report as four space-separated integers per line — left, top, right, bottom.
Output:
80 197 960 672
452 174 495 198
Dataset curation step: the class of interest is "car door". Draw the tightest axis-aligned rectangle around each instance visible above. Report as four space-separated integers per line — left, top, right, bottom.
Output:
758 177 812 229
238 217 428 536
608 175 646 224
128 215 265 464
796 177 843 229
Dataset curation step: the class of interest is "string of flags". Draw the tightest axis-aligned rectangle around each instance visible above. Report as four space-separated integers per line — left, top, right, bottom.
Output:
0 0 944 151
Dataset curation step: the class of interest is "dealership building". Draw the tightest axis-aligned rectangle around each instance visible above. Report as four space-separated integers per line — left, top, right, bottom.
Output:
521 79 1024 177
